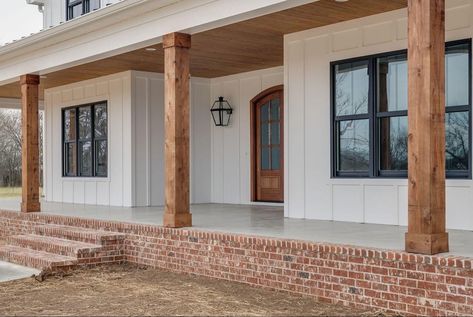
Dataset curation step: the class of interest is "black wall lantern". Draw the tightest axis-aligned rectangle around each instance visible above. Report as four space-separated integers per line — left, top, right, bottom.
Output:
211 96 233 127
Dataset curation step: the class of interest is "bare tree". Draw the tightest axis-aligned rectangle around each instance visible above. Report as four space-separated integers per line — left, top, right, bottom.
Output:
0 109 43 188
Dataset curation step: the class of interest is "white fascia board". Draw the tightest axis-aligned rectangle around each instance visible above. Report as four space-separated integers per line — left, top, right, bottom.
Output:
0 0 316 85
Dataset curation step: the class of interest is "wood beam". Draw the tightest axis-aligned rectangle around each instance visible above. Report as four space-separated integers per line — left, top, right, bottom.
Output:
20 74 41 213
162 33 192 228
406 0 448 254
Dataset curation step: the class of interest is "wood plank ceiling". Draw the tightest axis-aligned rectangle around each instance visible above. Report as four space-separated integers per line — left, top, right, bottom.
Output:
0 0 407 99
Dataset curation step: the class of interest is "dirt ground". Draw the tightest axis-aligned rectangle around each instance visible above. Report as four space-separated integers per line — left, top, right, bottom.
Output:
0 264 389 316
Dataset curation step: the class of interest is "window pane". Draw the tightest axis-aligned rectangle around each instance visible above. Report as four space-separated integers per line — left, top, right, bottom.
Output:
71 3 83 18
79 106 92 140
272 146 280 170
446 111 469 171
94 104 107 138
95 140 107 177
271 122 280 145
446 43 469 107
377 54 407 112
64 109 76 142
65 143 77 176
79 141 92 176
271 99 280 120
335 60 369 116
90 0 100 11
337 119 369 172
260 102 270 122
261 147 270 170
261 122 269 146
379 116 408 171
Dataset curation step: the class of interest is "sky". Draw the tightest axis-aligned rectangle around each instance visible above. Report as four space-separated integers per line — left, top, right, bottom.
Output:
0 1 43 46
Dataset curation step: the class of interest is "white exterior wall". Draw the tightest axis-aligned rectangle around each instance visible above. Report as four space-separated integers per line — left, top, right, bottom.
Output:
132 71 211 206
44 71 133 207
210 67 284 205
284 0 473 230
44 70 211 207
42 0 120 28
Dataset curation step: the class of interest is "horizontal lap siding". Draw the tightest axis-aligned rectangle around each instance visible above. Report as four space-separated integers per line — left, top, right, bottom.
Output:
0 209 471 316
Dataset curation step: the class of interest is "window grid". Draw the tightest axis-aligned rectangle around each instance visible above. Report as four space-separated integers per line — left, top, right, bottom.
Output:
62 102 107 178
331 39 472 179
260 100 281 171
66 0 100 21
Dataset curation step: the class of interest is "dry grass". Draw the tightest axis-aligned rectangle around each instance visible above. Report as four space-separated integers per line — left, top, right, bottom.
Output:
0 187 21 198
0 264 386 316
0 187 44 199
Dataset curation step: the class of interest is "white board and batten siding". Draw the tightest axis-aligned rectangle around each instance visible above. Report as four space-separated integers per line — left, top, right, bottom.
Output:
44 71 133 207
44 70 212 207
132 71 211 206
210 67 284 205
284 0 473 230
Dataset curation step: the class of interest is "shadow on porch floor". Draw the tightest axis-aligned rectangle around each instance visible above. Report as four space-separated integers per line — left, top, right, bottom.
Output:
0 198 472 257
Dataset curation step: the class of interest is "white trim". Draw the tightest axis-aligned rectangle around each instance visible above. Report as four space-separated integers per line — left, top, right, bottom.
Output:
0 0 315 86
58 94 111 182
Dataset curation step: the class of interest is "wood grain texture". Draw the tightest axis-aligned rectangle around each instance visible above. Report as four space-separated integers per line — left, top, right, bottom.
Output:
405 0 448 255
20 74 41 213
163 33 192 228
0 0 406 99
250 86 284 203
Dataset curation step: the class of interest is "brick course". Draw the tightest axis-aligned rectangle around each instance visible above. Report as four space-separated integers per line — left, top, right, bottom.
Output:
0 209 472 316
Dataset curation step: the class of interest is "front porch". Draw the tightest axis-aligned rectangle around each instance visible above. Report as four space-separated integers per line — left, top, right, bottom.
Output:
0 199 472 258
0 202 472 316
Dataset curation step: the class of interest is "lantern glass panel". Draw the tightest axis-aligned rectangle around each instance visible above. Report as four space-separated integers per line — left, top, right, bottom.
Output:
223 108 232 126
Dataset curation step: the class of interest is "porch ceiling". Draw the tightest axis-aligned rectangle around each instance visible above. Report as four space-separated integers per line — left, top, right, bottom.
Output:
0 0 406 99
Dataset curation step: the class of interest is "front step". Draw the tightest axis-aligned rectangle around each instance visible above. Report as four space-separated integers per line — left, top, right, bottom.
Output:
7 234 102 257
34 224 125 244
0 245 77 271
0 224 126 273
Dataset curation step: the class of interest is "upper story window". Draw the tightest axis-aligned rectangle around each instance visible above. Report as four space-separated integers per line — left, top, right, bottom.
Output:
67 0 101 20
63 102 108 178
331 39 472 179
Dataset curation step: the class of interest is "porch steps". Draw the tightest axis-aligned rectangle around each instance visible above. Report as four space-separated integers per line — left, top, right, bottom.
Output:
6 234 102 257
33 224 125 244
0 225 126 273
0 245 76 271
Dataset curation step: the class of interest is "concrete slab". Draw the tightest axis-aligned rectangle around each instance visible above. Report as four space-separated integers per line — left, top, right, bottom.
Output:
1 198 473 257
0 261 40 283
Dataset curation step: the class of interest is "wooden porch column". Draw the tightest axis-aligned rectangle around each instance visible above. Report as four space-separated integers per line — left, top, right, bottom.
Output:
406 0 448 254
20 74 41 213
162 32 192 228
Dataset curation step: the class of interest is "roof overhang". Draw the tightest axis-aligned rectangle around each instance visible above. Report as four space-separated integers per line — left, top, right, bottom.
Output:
0 0 316 86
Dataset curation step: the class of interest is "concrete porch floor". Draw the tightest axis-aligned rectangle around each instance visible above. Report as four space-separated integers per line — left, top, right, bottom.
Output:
0 198 472 257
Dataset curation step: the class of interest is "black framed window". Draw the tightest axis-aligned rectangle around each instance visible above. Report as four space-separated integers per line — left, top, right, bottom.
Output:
66 0 100 20
63 102 107 177
331 39 472 179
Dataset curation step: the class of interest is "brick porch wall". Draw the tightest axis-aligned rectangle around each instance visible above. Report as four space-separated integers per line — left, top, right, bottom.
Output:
0 210 472 316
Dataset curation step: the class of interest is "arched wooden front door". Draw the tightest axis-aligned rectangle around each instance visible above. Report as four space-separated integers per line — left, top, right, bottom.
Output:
251 85 284 203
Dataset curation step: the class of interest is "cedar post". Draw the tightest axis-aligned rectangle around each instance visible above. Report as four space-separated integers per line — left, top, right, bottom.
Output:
20 74 41 213
406 0 448 254
162 33 192 228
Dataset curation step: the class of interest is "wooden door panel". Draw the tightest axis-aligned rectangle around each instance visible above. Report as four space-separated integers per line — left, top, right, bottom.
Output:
251 86 284 203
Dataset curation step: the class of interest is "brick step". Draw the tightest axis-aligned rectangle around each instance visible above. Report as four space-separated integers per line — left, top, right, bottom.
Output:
34 224 125 244
7 234 102 257
0 245 77 271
